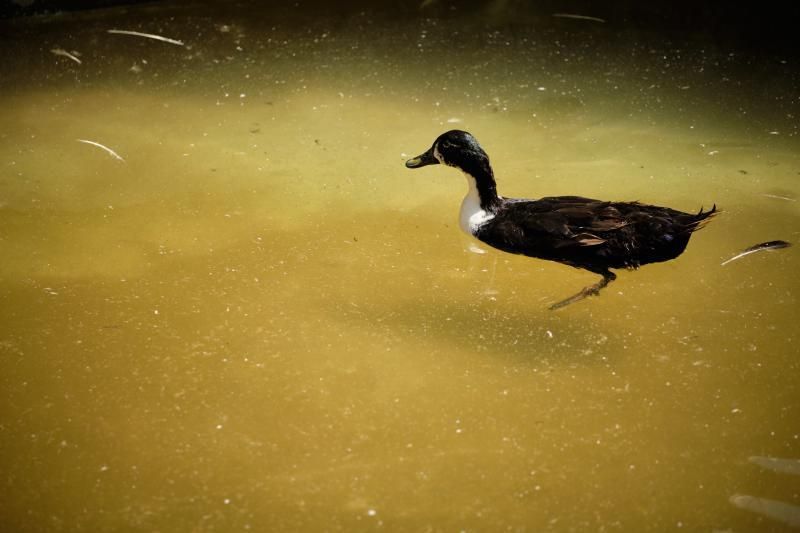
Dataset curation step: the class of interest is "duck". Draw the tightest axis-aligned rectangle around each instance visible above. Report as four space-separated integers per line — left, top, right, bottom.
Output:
405 130 717 310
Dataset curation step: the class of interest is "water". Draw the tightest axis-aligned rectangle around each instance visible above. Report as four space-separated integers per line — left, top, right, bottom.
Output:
1 2 799 531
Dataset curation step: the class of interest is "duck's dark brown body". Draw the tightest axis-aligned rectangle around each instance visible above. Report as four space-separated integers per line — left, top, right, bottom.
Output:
476 195 716 276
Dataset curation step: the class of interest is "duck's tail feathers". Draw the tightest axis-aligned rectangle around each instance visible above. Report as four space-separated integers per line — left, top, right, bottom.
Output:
689 204 718 231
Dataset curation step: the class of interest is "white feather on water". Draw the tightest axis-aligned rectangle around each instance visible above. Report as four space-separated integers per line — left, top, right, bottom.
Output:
107 29 184 46
50 48 82 64
76 139 125 162
720 241 791 266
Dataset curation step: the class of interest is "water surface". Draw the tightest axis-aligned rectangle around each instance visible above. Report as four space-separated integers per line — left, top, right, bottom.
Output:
1 2 799 531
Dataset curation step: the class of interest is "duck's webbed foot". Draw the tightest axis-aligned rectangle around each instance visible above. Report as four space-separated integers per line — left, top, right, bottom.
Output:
548 271 617 311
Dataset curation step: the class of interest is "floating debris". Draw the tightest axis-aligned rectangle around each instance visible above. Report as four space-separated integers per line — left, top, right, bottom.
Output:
467 243 487 254
721 240 790 266
552 13 606 23
76 139 125 162
107 29 184 46
762 193 797 202
50 48 82 64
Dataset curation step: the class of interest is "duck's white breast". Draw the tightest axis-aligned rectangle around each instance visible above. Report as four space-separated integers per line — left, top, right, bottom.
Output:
459 173 495 235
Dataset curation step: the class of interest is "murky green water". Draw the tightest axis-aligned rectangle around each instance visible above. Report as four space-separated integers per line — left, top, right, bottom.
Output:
1 2 799 531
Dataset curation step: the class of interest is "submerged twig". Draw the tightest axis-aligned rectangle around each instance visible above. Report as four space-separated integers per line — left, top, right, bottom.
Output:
552 13 606 23
107 29 184 46
77 139 125 162
749 456 800 476
50 48 82 64
721 240 790 266
730 495 800 529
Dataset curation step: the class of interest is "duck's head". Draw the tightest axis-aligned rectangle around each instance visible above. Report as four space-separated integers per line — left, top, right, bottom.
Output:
406 130 500 210
405 130 492 177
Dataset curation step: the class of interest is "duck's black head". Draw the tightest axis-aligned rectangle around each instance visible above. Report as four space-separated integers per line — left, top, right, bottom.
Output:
405 130 492 178
405 130 499 210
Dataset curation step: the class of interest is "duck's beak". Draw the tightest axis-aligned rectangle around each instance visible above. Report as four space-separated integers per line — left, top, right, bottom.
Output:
405 149 439 169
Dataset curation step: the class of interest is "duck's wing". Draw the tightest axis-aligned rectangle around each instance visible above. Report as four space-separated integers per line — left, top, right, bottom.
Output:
488 197 629 250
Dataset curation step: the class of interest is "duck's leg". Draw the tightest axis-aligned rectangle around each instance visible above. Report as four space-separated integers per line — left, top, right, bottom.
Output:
548 271 617 311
